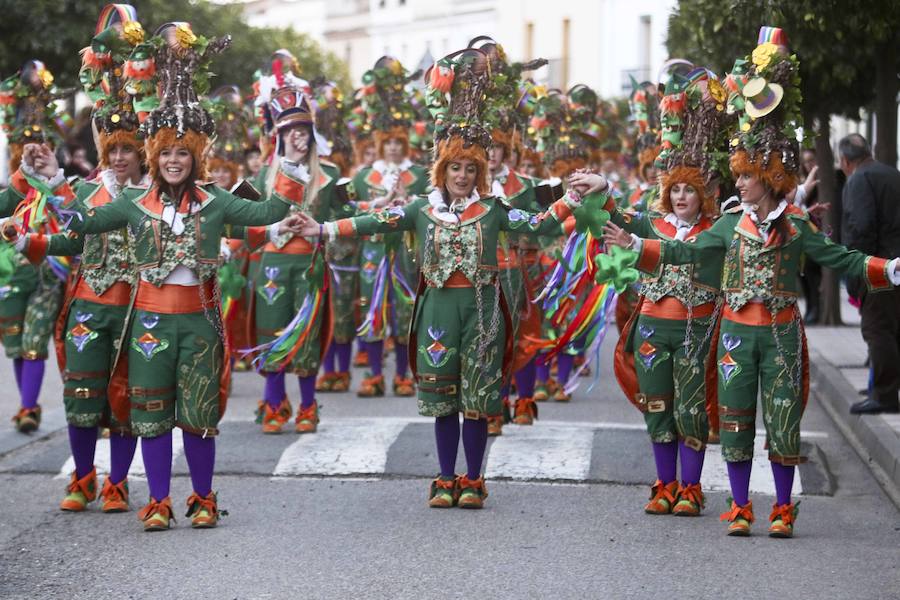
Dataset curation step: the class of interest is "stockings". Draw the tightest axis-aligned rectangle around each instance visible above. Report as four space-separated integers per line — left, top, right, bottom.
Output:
335 342 352 373
651 441 678 483
771 462 795 506
142 432 173 500
536 356 550 382
264 371 286 410
556 354 574 387
395 344 409 378
67 425 97 479
727 460 752 506
514 360 536 398
183 430 216 497
298 374 316 409
678 440 705 485
322 343 336 373
367 340 384 376
462 418 488 480
434 415 460 477
19 358 45 409
109 432 138 484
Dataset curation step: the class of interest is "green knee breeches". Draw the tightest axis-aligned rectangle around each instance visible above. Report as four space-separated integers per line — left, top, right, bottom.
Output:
716 318 804 463
634 314 712 445
414 285 506 419
0 263 62 359
328 254 360 344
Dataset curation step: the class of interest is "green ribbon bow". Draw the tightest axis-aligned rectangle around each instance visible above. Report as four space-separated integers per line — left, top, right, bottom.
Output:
594 245 640 293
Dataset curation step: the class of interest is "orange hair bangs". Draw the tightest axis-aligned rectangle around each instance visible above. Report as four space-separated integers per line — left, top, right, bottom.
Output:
638 145 660 180
550 157 586 179
491 128 512 157
206 156 240 188
374 126 410 160
730 149 797 198
431 136 490 196
657 165 717 217
7 143 23 174
354 137 374 166
98 128 143 169
145 128 209 182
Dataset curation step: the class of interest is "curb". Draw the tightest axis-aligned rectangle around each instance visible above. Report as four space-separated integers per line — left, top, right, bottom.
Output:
809 351 900 509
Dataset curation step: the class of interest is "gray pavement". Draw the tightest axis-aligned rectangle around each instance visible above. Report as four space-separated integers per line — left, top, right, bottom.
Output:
0 298 898 598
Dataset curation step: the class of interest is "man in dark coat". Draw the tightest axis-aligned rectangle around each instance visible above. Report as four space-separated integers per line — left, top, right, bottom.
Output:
841 133 900 414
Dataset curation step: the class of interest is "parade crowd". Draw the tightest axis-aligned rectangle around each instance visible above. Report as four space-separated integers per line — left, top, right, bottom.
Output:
1 5 898 538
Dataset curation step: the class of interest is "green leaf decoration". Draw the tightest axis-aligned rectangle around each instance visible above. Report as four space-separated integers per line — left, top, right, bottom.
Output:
572 191 611 238
594 245 640 293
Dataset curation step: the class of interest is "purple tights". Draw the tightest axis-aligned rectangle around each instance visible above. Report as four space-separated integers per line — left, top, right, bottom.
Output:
323 343 336 373
142 432 173 500
557 354 574 387
109 432 138 484
68 425 97 479
367 340 384 376
265 371 286 410
514 360 536 398
652 441 677 483
19 358 45 409
536 356 550 382
183 430 215 497
335 342 352 373
298 374 316 409
395 344 409 378
771 462 795 505
678 440 705 485
727 460 752 506
434 415 489 480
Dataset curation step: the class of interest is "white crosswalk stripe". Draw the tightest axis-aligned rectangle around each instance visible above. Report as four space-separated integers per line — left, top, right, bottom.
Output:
486 423 595 481
273 419 408 477
55 434 185 481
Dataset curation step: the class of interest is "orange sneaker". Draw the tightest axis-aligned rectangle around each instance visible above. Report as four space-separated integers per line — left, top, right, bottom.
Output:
428 476 459 508
457 475 488 509
513 397 538 425
261 396 292 434
768 501 799 538
295 402 319 433
138 496 174 531
60 467 98 512
393 375 415 396
353 349 369 367
185 491 221 528
487 415 503 436
315 372 339 392
357 374 385 397
644 479 678 515
330 372 351 392
720 499 755 536
12 406 41 433
100 478 130 513
672 483 705 516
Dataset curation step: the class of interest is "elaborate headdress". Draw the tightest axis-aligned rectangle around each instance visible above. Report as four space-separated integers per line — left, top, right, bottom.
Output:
267 86 331 157
530 90 593 178
312 78 353 175
726 26 802 197
467 36 547 156
654 66 733 217
0 60 68 172
359 56 420 159
425 47 494 194
131 21 231 180
79 4 146 167
206 84 253 185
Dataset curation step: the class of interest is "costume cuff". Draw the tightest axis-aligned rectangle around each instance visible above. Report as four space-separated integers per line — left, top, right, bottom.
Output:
636 238 662 274
887 258 900 286
245 226 268 250
328 219 356 238
864 256 893 290
794 184 807 206
630 233 643 252
22 233 48 264
20 163 66 189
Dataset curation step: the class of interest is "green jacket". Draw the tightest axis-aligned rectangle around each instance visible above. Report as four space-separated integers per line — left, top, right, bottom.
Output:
636 204 896 310
350 160 430 202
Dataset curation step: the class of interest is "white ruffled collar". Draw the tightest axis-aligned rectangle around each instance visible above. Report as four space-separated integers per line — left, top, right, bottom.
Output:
427 188 481 223
742 199 788 225
372 158 412 175
663 211 699 230
99 169 148 198
490 165 510 198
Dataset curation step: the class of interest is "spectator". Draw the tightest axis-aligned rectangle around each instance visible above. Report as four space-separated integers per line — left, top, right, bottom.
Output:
62 142 94 178
798 148 822 323
840 133 900 414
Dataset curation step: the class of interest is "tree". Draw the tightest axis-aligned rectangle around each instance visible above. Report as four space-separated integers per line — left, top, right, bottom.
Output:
667 0 900 324
0 0 351 92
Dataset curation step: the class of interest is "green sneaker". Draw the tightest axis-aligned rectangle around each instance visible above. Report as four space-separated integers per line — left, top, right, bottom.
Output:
428 476 458 508
457 475 488 509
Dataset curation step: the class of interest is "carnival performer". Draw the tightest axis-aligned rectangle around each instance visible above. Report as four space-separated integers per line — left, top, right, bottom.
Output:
56 23 305 531
470 37 547 434
582 67 732 517
603 27 900 537
313 79 364 394
348 57 429 398
0 60 68 434
250 85 345 435
289 47 590 509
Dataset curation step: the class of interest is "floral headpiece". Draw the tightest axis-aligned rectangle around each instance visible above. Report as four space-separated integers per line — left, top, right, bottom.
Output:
359 56 420 134
425 47 494 150
206 84 253 165
0 60 68 149
135 22 231 139
312 78 353 173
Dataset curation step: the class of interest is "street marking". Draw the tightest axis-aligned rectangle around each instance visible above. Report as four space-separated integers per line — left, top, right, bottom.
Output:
701 437 803 496
272 420 408 476
55 434 185 480
486 424 595 481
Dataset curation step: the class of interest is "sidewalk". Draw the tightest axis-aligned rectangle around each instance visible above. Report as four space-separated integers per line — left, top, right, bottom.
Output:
804 291 900 506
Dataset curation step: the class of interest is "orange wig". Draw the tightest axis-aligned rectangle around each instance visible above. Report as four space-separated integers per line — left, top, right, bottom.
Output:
656 165 717 217
145 128 209 183
550 157 587 180
374 125 410 160
430 136 490 196
98 128 143 169
730 149 797 198
206 155 240 188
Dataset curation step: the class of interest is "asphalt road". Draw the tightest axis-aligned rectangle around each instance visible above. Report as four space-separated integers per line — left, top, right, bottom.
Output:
0 341 898 599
